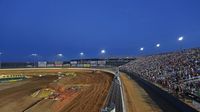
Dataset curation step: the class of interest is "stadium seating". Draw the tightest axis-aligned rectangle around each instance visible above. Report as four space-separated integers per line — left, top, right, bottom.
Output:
120 48 200 98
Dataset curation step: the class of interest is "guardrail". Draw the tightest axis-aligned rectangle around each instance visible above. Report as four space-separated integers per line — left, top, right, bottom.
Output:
101 69 125 112
101 76 123 112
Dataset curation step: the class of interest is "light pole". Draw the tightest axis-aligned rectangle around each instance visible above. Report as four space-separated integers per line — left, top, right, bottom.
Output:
139 47 144 56
56 53 64 61
31 53 38 68
80 52 84 64
100 49 106 67
80 52 84 57
0 52 2 69
56 53 64 67
156 43 160 54
178 36 184 50
101 49 106 59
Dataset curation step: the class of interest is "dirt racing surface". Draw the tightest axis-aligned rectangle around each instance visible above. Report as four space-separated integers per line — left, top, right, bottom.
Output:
120 72 162 112
0 69 113 112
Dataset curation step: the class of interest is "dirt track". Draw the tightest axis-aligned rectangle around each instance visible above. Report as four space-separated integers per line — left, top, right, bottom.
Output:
120 72 162 112
0 75 57 112
0 69 113 112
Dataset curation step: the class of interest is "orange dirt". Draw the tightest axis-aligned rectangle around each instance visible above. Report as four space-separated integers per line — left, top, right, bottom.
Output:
52 90 80 112
120 72 162 112
0 68 93 76
0 69 113 112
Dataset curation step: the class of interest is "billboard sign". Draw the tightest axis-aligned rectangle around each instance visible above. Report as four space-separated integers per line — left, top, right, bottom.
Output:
38 61 47 68
55 61 63 67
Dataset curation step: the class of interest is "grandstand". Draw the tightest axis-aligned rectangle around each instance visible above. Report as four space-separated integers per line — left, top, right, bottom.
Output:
120 47 200 111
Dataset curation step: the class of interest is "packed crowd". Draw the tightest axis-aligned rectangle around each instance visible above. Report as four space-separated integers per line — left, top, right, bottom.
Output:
120 48 200 98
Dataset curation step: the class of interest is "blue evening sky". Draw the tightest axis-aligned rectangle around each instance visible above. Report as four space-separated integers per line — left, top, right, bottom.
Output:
0 0 200 61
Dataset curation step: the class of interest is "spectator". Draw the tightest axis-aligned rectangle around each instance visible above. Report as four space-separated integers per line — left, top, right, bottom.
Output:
120 48 200 98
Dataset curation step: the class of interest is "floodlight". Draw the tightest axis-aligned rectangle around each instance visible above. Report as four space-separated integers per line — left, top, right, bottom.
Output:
101 49 106 54
178 36 184 41
31 53 38 56
156 44 160 47
57 53 63 57
80 52 84 56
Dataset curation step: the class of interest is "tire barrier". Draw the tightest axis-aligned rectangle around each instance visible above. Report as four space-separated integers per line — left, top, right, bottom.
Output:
122 71 198 112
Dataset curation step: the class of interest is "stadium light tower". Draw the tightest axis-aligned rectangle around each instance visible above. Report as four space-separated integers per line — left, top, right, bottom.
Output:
155 43 161 54
80 52 84 64
56 53 64 61
139 47 144 56
178 36 184 50
100 49 106 59
31 53 38 68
